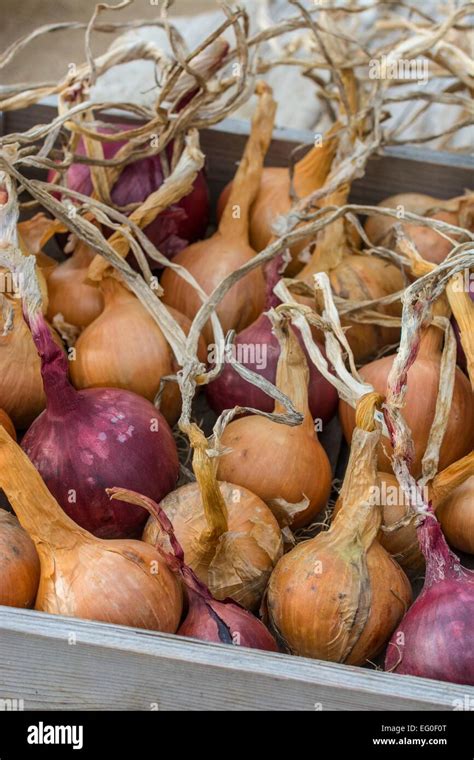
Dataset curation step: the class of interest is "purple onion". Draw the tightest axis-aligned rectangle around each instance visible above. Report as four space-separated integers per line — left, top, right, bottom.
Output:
57 136 209 261
206 257 338 423
21 313 179 539
385 509 474 685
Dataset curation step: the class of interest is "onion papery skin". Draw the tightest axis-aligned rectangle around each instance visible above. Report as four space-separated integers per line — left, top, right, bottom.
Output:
333 472 424 578
385 516 474 685
22 387 179 539
206 313 338 424
0 510 40 608
46 242 104 329
216 415 332 529
454 283 474 374
0 301 64 430
59 133 209 261
365 193 473 265
178 585 278 651
35 537 182 632
339 352 474 477
70 280 206 426
0 409 16 440
437 477 474 555
160 232 266 347
267 538 411 664
298 255 404 363
143 481 283 611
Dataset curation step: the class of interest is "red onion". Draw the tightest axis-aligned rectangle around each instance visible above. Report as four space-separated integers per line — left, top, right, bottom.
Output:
109 487 278 652
59 137 209 261
385 509 474 685
21 312 179 539
206 258 338 423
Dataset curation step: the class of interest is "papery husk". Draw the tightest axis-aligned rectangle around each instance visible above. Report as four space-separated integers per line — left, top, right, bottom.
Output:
70 275 206 426
46 238 105 328
0 297 64 429
143 424 283 611
0 426 182 631
266 393 411 664
0 509 40 608
0 408 16 440
216 315 332 529
161 82 276 346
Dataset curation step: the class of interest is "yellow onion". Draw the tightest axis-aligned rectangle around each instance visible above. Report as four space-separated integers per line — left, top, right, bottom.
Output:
339 322 474 477
143 424 283 611
435 453 474 555
217 123 339 276
70 276 206 426
295 186 404 362
161 83 276 346
266 393 411 664
46 239 104 328
0 297 64 429
365 193 474 265
216 317 332 529
0 509 40 608
0 426 182 631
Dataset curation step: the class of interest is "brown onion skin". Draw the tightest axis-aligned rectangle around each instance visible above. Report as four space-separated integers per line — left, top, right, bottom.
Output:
0 510 40 608
216 415 332 529
267 538 411 664
339 351 474 477
333 472 423 578
0 302 64 430
46 243 104 329
0 409 16 441
297 254 404 363
70 281 206 426
160 232 266 347
437 477 473 555
143 481 283 611
206 313 338 424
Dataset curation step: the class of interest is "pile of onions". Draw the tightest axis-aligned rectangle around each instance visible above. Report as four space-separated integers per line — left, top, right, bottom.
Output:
46 238 104 328
21 306 179 539
217 123 339 276
266 393 411 663
70 275 206 426
339 313 474 477
0 409 16 440
206 256 338 424
385 508 474 685
0 298 64 430
0 426 182 630
54 41 232 261
161 82 276 346
111 487 278 651
0 509 40 608
365 193 474 265
216 318 332 529
143 424 283 611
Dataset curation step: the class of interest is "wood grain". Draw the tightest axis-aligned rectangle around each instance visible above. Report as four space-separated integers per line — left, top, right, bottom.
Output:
1 607 472 711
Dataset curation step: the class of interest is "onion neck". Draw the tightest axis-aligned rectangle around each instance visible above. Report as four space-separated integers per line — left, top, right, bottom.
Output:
446 278 474 390
70 241 96 268
273 320 312 429
418 297 449 358
100 276 136 308
298 185 351 281
293 124 339 198
28 311 79 418
0 426 88 547
430 452 474 506
188 425 229 558
418 509 469 588
331 394 384 546
218 83 276 243
263 255 284 309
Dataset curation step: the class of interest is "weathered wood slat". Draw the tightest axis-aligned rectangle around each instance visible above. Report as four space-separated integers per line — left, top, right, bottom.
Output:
1 607 471 711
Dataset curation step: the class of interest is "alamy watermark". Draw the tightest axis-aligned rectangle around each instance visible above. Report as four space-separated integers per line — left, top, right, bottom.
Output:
208 341 268 370
369 55 429 86
0 271 24 298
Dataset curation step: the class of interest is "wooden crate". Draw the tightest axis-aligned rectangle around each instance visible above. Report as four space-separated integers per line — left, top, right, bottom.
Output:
0 104 473 711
